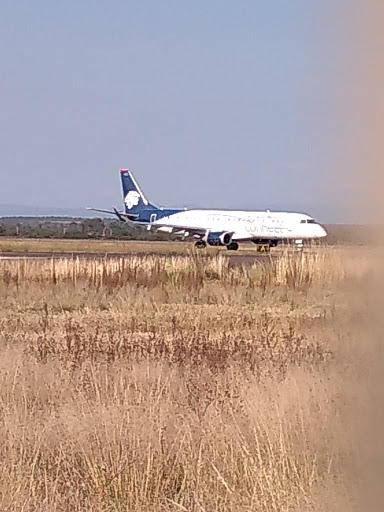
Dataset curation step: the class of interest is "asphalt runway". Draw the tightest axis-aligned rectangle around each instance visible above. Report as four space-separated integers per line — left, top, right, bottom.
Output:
0 251 277 267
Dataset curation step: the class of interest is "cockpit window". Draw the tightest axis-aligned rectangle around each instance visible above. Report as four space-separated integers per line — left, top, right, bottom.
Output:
300 219 316 224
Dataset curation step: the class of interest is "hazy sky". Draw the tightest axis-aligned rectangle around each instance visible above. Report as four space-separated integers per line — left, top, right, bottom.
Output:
0 1 372 222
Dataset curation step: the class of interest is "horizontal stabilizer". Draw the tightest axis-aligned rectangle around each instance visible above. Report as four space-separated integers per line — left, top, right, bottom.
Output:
86 207 139 222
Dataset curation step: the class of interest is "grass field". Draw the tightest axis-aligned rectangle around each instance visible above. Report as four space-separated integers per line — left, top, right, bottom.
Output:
0 236 358 257
0 248 380 511
0 238 193 255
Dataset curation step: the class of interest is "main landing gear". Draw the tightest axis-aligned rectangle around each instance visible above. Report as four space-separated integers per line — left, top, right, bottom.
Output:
194 240 239 250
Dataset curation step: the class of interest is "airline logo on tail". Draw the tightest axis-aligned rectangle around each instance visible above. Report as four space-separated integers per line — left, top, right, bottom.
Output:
124 190 140 209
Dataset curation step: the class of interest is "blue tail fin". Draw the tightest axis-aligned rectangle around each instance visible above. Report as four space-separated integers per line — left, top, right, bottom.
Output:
120 169 157 214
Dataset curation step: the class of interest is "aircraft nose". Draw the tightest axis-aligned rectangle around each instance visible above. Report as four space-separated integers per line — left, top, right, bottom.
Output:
317 225 327 238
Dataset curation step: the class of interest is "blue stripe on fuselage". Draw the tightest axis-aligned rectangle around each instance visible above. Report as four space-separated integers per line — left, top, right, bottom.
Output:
135 208 183 223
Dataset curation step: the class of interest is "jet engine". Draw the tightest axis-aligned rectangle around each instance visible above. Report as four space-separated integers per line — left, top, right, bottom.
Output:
206 231 233 246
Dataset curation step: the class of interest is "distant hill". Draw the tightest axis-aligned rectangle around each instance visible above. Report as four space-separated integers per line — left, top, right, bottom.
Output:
0 204 104 218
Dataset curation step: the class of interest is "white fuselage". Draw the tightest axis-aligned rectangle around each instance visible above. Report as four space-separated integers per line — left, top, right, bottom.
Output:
153 209 327 241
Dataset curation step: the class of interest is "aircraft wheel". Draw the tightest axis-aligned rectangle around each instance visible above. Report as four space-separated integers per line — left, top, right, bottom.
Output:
195 240 207 249
227 242 239 251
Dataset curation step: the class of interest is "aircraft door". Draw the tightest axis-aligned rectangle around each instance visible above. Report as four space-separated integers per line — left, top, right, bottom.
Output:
150 213 157 224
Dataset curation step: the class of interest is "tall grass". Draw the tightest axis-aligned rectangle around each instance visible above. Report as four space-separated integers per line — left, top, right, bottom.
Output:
0 249 375 511
0 248 367 290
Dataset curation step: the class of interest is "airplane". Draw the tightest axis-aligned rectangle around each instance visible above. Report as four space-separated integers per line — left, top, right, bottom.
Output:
88 169 327 251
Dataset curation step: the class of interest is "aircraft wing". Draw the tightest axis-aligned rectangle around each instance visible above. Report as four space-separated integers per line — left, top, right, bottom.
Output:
232 230 255 242
148 221 207 238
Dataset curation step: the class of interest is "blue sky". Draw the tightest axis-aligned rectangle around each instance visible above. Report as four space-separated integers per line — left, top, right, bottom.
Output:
0 1 365 222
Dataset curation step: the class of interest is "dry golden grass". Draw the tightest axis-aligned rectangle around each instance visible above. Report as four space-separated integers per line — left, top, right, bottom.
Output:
0 248 378 511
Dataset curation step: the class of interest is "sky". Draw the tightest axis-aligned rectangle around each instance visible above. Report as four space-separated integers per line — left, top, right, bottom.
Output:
0 1 381 223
